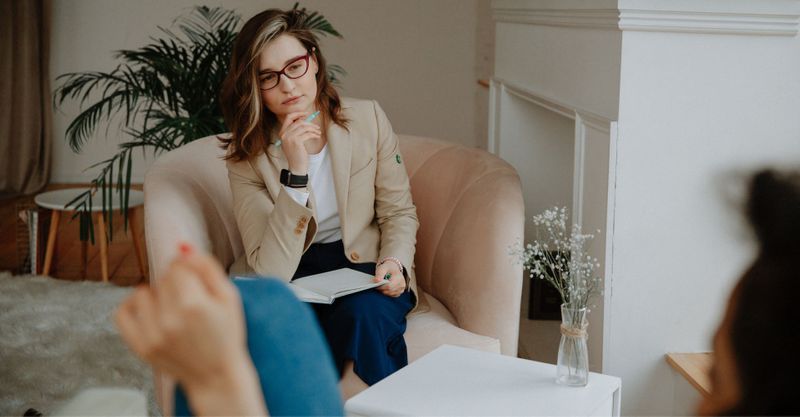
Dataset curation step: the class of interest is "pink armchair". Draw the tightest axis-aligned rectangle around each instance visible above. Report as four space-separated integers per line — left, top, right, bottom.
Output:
143 134 524 414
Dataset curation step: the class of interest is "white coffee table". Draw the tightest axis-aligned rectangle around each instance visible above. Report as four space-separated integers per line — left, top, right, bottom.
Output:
34 188 146 282
345 345 621 416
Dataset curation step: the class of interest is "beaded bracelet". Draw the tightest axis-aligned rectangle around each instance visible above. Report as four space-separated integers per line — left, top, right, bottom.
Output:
379 256 404 274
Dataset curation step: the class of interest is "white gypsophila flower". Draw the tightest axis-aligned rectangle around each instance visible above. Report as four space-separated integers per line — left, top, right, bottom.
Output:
508 206 603 311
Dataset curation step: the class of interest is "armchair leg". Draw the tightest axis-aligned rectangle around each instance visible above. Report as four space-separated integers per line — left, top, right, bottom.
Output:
42 210 61 276
128 207 148 280
96 213 109 283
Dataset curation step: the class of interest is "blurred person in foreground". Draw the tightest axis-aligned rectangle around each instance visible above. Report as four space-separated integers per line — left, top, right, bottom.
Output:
699 169 800 416
115 242 343 416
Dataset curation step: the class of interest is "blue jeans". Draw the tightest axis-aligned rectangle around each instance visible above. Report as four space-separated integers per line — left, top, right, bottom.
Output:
174 278 344 416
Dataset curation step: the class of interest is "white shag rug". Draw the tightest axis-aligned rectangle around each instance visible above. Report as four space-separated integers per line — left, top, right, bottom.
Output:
0 272 159 416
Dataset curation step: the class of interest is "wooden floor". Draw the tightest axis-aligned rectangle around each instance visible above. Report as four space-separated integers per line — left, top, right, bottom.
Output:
0 184 148 287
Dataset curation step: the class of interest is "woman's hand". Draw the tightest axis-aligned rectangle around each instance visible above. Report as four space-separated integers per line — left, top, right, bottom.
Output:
373 260 406 297
114 244 266 416
279 111 321 175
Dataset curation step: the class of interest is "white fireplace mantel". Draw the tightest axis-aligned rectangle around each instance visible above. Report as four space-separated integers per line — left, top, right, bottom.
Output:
491 0 800 415
493 0 800 36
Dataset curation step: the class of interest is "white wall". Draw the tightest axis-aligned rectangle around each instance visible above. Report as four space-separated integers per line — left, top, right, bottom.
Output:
494 22 621 121
491 0 800 415
50 0 488 183
607 26 800 415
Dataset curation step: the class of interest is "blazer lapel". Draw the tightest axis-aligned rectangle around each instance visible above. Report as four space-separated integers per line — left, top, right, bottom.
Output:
327 122 352 234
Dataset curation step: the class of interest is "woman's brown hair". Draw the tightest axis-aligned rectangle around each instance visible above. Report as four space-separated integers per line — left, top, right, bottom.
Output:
219 8 348 161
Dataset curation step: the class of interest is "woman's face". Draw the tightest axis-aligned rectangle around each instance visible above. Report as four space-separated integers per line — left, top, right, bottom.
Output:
697 293 742 415
258 34 318 122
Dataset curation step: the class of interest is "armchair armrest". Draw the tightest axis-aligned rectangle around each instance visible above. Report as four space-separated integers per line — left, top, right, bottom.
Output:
426 169 525 357
144 166 224 285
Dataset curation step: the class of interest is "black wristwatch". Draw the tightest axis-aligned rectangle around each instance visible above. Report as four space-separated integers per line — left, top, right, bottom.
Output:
280 169 309 188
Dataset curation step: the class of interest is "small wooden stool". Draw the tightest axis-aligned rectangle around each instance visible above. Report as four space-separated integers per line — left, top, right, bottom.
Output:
34 189 146 282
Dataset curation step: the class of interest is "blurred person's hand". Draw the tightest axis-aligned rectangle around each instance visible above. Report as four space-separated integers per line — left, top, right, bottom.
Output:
115 243 266 416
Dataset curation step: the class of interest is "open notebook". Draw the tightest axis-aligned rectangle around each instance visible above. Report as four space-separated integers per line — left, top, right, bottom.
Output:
234 268 386 304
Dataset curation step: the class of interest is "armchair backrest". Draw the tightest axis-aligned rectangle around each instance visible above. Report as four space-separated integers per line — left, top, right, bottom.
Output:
144 134 524 354
143 136 240 285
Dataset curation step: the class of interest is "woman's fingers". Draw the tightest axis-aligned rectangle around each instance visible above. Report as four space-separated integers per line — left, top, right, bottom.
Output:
294 129 321 144
386 275 405 297
170 264 210 310
280 116 321 174
122 286 163 360
282 123 321 144
373 262 390 283
113 245 250 388
374 262 404 297
158 259 208 318
279 112 316 137
176 242 237 301
281 111 310 128
114 298 147 358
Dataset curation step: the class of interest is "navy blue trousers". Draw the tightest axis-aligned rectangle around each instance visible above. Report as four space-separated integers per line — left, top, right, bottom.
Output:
294 240 415 386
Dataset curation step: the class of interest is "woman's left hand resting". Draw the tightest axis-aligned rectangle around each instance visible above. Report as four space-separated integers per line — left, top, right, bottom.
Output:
373 261 405 297
114 243 267 416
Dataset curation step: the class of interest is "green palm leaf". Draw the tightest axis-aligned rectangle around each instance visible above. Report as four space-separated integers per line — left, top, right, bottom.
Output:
53 4 345 243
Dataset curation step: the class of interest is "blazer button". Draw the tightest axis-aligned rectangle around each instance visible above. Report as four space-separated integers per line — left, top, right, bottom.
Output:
350 252 360 261
300 216 308 223
294 228 303 235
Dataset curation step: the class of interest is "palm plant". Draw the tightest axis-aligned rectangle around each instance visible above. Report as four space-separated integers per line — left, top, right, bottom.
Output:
53 4 345 243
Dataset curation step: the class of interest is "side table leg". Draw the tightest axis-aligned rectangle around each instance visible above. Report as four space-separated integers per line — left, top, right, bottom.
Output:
42 210 61 276
96 212 109 283
81 239 88 278
128 207 148 280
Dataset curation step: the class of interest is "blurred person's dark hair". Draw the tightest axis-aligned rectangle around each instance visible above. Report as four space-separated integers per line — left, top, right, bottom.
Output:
724 169 800 415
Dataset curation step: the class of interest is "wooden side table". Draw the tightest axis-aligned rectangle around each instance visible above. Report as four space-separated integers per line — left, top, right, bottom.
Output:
346 345 622 416
34 189 146 282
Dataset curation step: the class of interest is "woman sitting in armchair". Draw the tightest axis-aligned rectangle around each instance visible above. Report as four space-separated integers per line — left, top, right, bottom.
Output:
218 6 420 395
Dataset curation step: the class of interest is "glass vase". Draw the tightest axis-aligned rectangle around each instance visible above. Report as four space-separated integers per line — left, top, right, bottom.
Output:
556 304 589 387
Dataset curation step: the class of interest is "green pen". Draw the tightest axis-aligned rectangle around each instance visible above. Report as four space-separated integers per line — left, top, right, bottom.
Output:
275 110 321 148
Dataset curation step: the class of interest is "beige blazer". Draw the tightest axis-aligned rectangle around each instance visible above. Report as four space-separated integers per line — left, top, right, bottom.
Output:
227 97 420 309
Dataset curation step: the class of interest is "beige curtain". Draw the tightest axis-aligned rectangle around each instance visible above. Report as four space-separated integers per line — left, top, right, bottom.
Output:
0 0 52 198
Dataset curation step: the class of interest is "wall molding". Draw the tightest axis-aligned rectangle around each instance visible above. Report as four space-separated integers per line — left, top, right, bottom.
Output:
573 115 587 226
487 79 502 156
493 8 620 30
618 9 800 36
492 77 614 132
489 77 616 226
492 3 800 36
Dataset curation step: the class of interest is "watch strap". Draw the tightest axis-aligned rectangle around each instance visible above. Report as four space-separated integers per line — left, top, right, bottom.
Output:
280 169 309 188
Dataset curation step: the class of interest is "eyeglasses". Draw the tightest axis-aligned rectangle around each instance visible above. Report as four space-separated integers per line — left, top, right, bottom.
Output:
259 49 314 91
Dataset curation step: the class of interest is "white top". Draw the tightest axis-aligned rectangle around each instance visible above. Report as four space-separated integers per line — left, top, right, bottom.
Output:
284 145 342 243
34 189 144 211
345 345 622 416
